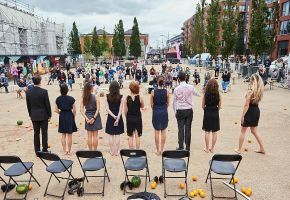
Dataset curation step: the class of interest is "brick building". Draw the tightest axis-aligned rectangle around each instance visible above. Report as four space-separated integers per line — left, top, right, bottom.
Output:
80 29 149 58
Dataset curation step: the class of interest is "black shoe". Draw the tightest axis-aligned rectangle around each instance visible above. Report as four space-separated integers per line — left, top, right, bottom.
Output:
176 147 184 150
186 147 190 151
154 176 159 184
159 176 164 184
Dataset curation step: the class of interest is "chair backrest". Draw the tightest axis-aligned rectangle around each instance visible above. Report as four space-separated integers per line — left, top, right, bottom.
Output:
36 151 60 162
120 149 146 158
212 154 242 162
162 150 190 159
76 150 103 159
0 156 21 164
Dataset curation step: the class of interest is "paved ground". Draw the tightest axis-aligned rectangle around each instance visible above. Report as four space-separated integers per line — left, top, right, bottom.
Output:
0 65 289 200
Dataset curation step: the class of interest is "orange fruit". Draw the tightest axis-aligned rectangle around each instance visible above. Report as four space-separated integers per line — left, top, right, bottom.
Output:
189 191 195 198
245 189 252 197
192 176 197 181
151 181 157 189
28 185 32 190
248 139 252 143
48 144 51 148
179 183 185 189
244 148 248 152
231 178 238 184
197 189 203 195
241 187 247 193
199 191 206 198
193 190 198 196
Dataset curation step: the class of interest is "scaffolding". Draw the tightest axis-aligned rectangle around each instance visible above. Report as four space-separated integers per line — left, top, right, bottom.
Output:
0 0 67 56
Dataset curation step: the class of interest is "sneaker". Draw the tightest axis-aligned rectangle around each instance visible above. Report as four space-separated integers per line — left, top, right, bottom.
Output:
176 147 184 150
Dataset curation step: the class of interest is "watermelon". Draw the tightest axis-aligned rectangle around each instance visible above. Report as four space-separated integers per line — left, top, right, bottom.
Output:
16 184 28 194
131 176 141 188
17 121 23 126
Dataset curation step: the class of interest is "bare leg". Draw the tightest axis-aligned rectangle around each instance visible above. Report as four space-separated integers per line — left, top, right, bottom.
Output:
160 129 166 154
235 127 248 154
154 130 160 154
128 135 134 149
204 132 210 153
87 131 93 150
135 132 140 149
210 132 217 153
61 134 67 154
115 135 120 156
250 127 266 154
67 134 72 155
92 131 98 150
108 134 114 155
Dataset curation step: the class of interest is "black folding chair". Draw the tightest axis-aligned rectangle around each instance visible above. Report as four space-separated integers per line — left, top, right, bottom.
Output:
76 150 110 196
120 149 150 195
0 156 40 200
162 150 190 198
205 154 242 200
36 151 75 200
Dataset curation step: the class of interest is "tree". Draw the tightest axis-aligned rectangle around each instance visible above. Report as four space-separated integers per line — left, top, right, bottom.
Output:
129 17 141 58
91 26 101 59
101 29 109 53
248 0 270 63
221 0 237 59
112 24 121 58
70 22 82 55
266 1 279 54
118 20 126 57
200 0 206 52
235 14 246 55
191 3 203 54
205 0 220 58
83 35 91 60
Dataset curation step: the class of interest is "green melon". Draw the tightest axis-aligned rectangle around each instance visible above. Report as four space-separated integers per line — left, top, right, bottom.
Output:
17 121 23 126
16 184 28 194
131 176 141 188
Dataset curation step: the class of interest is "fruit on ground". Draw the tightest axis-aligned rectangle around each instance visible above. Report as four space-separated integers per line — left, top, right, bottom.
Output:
199 191 206 198
17 121 23 125
151 181 156 189
192 176 197 181
131 176 141 188
193 190 198 196
16 184 28 194
231 178 238 184
179 183 185 189
189 191 195 198
245 189 252 197
248 139 252 143
48 144 51 148
197 189 203 195
241 187 247 193
244 148 248 152
28 185 32 190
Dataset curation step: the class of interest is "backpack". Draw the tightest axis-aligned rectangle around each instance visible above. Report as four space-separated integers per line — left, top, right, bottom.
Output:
127 192 160 200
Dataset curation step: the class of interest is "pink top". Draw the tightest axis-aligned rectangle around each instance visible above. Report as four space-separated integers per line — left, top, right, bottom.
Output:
173 81 200 113
11 67 18 76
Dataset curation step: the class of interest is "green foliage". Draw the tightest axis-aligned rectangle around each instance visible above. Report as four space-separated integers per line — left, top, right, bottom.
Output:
235 14 245 55
221 0 237 58
91 26 101 59
83 35 91 55
101 29 109 53
205 0 220 57
267 1 279 53
129 17 141 58
191 3 203 54
70 22 82 55
112 20 126 58
248 0 271 62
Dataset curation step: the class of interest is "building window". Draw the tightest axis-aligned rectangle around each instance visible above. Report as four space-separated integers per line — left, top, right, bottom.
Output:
280 20 290 34
282 1 290 16
239 5 245 12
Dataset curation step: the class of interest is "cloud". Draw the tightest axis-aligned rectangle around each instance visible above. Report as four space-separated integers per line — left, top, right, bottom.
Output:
26 0 198 47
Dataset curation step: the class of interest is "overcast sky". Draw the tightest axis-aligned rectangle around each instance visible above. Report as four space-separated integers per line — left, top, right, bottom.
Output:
26 0 197 48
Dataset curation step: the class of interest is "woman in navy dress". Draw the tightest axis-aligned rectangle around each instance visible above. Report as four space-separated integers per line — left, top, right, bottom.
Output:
150 76 169 155
105 81 124 156
55 84 77 155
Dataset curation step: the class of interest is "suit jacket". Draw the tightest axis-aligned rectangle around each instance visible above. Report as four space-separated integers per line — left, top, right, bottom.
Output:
26 86 51 121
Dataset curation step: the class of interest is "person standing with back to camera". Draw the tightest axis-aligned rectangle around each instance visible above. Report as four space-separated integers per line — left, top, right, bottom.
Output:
235 74 266 154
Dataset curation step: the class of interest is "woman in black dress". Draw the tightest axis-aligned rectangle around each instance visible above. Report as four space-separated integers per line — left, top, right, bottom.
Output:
202 79 221 153
235 74 265 154
124 81 145 149
55 84 77 155
105 81 124 156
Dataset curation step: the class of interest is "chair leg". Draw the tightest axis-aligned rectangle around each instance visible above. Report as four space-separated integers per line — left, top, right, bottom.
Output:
163 169 167 198
44 174 53 197
61 168 72 200
0 176 7 185
185 171 188 197
232 176 238 200
104 166 110 182
209 172 214 200
205 169 211 183
23 169 33 200
123 173 127 195
102 169 106 196
29 167 41 187
83 171 89 183
144 168 148 192
3 177 11 200
147 165 151 182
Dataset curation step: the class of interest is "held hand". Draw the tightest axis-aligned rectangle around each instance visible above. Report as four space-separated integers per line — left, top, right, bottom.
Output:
141 107 147 111
114 120 119 127
89 118 95 124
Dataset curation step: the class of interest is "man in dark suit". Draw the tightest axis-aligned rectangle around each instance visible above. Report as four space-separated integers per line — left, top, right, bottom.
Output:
26 74 51 155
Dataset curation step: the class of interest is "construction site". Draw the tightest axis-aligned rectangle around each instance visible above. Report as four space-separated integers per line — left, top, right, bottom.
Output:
0 0 67 63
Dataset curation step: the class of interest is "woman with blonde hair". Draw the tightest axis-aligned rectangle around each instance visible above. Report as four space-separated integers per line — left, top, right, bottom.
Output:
235 74 265 154
80 82 102 150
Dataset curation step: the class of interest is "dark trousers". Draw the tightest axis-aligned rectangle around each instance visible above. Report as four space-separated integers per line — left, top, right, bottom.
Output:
0 84 8 92
176 109 193 150
32 120 48 153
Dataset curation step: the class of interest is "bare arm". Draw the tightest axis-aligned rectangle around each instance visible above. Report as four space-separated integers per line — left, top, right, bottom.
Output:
241 91 251 122
72 103 76 117
202 95 205 110
94 94 100 119
123 98 128 117
80 100 89 121
150 90 154 109
218 95 222 110
105 96 117 119
173 90 177 113
116 97 124 120
140 96 145 110
54 103 60 114
166 91 170 108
